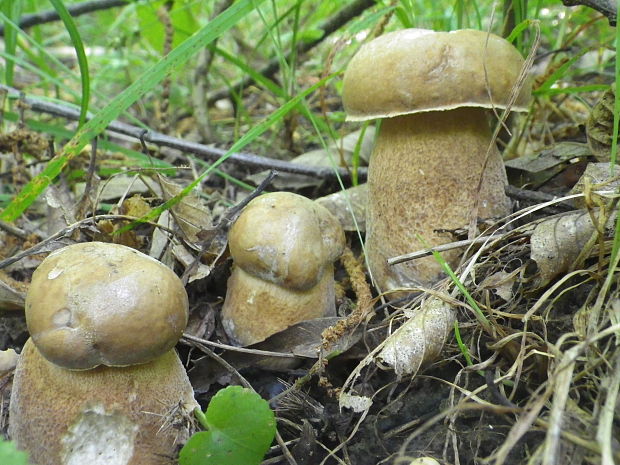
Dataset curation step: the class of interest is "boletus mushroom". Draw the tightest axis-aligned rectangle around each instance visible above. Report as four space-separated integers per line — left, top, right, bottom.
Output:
221 192 345 345
9 242 197 465
342 28 532 291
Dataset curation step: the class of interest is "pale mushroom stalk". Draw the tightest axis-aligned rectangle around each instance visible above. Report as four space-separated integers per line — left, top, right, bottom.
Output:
367 108 510 289
342 28 532 292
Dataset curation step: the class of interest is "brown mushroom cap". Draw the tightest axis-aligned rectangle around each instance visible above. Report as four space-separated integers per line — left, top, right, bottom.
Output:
26 242 189 370
222 192 345 345
342 28 531 121
228 192 345 291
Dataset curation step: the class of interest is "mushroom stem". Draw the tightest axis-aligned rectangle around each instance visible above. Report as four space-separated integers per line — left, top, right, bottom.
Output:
10 339 198 465
366 107 510 290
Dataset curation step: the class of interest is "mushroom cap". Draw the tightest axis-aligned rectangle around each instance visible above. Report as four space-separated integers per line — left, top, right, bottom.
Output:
26 242 189 370
342 28 532 121
228 192 345 291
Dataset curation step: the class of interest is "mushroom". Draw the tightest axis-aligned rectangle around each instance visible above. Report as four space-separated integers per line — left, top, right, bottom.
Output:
9 242 198 465
221 192 345 345
342 28 531 291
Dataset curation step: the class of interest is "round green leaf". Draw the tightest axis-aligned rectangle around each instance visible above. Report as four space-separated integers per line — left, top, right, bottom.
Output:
179 386 276 465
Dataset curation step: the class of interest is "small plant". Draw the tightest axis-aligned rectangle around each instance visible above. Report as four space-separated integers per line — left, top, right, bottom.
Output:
179 385 276 465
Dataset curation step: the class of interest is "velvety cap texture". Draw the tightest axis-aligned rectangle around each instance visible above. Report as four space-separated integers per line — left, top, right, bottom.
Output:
26 242 189 370
343 28 532 121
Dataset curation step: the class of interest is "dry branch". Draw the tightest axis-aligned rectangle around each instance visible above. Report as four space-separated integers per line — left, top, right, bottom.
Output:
0 0 129 35
562 0 617 25
0 84 365 181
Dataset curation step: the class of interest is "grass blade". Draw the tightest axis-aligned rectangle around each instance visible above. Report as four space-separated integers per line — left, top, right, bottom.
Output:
2 0 21 86
115 73 336 233
0 0 265 221
48 0 90 127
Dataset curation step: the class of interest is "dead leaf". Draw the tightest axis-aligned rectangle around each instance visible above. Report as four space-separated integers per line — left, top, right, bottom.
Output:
316 183 367 232
247 128 375 189
74 174 160 202
530 208 616 287
505 142 590 173
159 175 213 244
189 317 362 390
378 297 455 376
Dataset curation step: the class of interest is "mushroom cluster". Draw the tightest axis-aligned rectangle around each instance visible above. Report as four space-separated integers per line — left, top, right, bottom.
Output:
342 28 531 291
9 242 197 465
221 192 345 345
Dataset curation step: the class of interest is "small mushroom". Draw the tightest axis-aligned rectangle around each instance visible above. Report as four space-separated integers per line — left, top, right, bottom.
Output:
9 242 197 465
342 28 532 291
221 192 345 345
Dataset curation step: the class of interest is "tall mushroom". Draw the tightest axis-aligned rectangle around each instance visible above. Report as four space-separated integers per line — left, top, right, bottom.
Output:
342 28 531 291
221 192 345 346
9 242 198 465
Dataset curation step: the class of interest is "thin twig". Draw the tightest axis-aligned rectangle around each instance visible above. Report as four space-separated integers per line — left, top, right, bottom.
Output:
0 84 364 181
386 233 519 266
0 219 29 240
0 0 129 35
0 214 169 269
181 333 297 359
562 0 616 25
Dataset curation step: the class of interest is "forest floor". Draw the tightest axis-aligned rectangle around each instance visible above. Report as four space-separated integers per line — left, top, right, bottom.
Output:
1 2 620 465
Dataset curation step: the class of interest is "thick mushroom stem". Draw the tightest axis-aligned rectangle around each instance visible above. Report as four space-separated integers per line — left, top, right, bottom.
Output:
222 265 337 345
9 339 198 465
367 107 510 291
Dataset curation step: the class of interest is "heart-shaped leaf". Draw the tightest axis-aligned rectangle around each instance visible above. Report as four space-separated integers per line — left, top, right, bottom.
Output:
179 386 276 465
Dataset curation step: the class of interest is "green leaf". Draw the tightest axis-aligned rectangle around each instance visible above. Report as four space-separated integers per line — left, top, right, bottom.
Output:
2 0 21 86
179 386 276 465
0 438 31 465
137 0 200 51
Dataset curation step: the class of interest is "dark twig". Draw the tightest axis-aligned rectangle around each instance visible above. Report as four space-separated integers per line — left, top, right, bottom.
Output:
0 84 365 181
562 0 617 26
206 0 376 104
0 214 169 270
505 185 575 210
0 0 129 35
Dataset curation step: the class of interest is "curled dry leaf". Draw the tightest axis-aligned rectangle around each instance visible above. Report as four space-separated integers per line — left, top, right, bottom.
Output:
0 275 25 312
339 391 373 413
378 297 455 376
569 162 620 208
159 175 213 244
530 208 616 287
316 183 368 232
586 85 615 162
479 270 519 302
